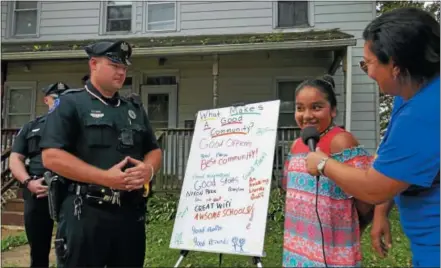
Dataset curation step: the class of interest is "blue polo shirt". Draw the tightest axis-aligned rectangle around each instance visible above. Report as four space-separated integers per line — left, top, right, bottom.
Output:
374 77 440 268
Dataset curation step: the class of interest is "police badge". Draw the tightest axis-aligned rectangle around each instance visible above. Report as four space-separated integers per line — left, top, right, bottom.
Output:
57 82 65 90
128 109 136 119
121 42 129 52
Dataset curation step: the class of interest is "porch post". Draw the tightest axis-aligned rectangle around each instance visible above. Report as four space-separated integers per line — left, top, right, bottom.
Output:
344 46 353 131
1 61 7 128
212 54 219 108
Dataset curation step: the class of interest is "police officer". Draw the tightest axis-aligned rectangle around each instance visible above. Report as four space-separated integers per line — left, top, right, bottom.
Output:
40 40 162 268
9 82 70 268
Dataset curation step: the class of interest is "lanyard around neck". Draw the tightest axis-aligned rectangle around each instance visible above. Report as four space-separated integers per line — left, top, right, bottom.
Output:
84 85 120 107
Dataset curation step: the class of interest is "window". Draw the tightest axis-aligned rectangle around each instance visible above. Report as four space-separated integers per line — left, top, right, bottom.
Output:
147 94 169 129
105 1 132 32
146 76 177 85
277 81 301 127
146 2 177 31
12 1 38 36
4 82 36 128
119 77 133 97
276 1 309 28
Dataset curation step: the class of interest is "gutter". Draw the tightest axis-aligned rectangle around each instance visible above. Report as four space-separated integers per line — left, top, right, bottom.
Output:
2 38 356 61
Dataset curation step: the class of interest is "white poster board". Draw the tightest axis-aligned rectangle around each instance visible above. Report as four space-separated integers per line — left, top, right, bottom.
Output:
169 100 280 257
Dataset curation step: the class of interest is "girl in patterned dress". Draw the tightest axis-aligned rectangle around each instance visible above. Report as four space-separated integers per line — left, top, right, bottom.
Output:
282 75 374 267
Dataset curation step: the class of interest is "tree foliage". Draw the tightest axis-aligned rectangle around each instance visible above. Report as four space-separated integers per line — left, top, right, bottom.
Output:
376 1 440 137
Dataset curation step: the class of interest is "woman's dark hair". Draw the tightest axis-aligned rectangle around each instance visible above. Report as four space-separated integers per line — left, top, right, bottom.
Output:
363 7 440 84
295 74 337 109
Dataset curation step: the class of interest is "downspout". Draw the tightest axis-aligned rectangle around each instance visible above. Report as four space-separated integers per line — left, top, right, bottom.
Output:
344 46 353 131
212 54 219 108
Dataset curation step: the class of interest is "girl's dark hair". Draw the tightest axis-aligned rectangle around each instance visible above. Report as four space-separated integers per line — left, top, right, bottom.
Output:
363 7 440 84
295 74 337 109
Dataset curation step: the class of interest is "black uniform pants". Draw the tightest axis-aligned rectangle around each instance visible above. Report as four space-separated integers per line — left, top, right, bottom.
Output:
55 194 146 268
23 188 54 268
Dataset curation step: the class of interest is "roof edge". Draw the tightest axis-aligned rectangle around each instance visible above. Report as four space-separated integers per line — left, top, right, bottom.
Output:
2 38 356 61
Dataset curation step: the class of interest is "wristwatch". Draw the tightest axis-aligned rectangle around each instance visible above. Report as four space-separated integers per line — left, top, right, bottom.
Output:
22 177 32 188
317 157 330 176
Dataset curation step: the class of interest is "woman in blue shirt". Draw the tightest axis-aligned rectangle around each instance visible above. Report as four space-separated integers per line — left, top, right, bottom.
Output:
305 7 440 268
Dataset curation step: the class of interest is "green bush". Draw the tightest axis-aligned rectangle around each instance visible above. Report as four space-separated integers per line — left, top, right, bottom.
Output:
147 193 179 223
146 188 286 224
267 188 285 223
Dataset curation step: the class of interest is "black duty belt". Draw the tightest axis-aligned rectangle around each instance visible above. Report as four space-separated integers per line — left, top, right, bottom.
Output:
67 183 145 209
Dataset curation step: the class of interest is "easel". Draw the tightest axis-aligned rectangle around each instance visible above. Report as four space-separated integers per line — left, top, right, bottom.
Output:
174 250 264 267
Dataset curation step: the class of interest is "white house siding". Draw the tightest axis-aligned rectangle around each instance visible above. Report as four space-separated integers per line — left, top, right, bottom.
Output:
1 1 378 152
1 1 274 41
314 1 378 151
1 1 7 39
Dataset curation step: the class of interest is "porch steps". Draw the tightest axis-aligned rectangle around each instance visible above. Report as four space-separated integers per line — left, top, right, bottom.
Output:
1 187 25 227
2 211 25 226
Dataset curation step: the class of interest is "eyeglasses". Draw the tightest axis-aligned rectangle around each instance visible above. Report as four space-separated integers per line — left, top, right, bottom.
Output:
359 60 368 74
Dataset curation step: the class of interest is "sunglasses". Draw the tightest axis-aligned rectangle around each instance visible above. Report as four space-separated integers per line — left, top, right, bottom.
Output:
359 60 368 74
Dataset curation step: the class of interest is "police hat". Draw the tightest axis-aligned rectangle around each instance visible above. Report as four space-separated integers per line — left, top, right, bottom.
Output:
42 82 70 96
84 40 132 66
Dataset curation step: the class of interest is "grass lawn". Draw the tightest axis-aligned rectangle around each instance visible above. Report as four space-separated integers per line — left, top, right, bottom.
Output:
145 207 411 267
1 208 411 267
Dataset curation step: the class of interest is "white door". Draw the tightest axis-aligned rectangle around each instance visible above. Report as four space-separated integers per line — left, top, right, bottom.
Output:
140 85 177 129
141 85 178 176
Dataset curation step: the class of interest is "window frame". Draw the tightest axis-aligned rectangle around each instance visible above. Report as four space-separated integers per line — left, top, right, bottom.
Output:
274 78 303 127
118 76 134 97
3 81 37 128
101 1 136 35
144 1 179 33
9 1 41 38
272 1 315 30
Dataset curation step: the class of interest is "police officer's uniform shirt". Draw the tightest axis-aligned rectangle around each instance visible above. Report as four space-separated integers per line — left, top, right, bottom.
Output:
39 81 159 173
12 115 48 176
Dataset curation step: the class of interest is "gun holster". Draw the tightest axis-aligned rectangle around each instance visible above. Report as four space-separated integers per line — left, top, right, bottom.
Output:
43 171 62 222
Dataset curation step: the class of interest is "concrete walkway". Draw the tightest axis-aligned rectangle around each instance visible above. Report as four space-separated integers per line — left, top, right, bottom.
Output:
2 243 57 267
1 228 57 267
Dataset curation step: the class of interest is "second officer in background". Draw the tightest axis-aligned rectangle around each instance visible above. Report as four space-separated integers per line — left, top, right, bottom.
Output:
40 40 162 267
9 82 70 268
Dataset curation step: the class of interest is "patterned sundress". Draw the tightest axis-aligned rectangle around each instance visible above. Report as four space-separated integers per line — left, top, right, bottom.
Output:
282 127 373 267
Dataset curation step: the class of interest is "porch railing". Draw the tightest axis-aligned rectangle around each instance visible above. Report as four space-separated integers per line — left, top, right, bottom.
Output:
153 127 300 193
2 128 19 152
1 129 20 205
1 129 19 186
1 127 302 194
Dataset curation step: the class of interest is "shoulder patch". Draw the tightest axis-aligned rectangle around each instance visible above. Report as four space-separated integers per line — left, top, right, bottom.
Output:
48 98 60 113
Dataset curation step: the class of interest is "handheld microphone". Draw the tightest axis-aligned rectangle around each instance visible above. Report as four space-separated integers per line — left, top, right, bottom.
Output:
300 126 328 267
301 126 320 152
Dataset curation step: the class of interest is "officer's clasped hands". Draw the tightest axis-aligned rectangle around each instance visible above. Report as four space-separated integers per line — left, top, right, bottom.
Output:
104 156 152 191
124 157 152 191
27 178 49 198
